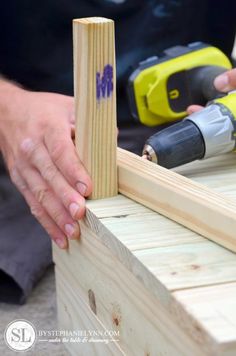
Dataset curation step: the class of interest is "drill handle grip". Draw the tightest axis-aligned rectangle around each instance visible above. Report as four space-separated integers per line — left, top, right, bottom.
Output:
193 65 228 102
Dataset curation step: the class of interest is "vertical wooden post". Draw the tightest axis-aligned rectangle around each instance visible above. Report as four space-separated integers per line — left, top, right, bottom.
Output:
73 17 118 199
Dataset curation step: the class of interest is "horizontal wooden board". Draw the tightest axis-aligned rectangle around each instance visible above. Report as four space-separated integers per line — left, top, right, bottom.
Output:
86 195 236 294
172 282 236 356
117 148 236 253
101 211 203 251
134 241 236 291
175 153 236 200
86 194 147 218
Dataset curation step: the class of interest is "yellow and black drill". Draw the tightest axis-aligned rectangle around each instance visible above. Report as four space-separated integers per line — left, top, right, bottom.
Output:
127 42 236 168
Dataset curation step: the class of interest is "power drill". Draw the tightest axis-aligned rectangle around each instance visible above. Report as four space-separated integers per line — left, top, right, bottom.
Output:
127 42 232 126
127 42 235 168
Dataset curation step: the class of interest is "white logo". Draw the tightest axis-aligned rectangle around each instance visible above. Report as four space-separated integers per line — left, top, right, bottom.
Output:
4 319 37 352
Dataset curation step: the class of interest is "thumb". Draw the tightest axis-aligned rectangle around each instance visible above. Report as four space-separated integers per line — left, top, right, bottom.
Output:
214 68 236 92
187 105 203 115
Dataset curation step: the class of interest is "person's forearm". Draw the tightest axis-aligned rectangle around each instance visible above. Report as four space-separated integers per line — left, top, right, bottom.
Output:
0 77 25 111
0 78 28 160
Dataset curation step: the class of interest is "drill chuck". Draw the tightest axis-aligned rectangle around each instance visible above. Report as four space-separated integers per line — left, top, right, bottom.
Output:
143 120 205 168
187 104 236 158
143 99 236 169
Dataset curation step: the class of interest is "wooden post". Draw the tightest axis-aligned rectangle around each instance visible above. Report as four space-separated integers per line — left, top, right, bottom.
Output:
73 17 117 199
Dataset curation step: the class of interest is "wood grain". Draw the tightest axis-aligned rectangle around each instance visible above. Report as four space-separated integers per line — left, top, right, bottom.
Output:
172 283 236 356
73 17 117 199
55 267 124 356
175 152 236 199
54 227 204 356
54 153 236 355
117 148 236 253
82 194 236 301
54 15 236 356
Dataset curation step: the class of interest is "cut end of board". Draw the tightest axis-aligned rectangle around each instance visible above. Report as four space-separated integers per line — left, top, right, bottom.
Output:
73 17 114 25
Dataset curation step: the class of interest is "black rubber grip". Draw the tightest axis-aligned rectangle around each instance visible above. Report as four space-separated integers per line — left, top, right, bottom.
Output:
189 66 228 102
145 120 205 169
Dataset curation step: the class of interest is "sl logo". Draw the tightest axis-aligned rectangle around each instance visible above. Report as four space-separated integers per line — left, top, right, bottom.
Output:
169 89 180 99
4 319 37 352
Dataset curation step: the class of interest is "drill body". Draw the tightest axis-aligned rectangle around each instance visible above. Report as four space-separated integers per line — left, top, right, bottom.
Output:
128 42 232 126
128 41 236 168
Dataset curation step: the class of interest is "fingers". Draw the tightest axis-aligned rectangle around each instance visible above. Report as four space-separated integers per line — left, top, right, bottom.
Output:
188 68 236 114
187 105 203 115
3 91 86 250
20 137 87 220
214 68 236 92
15 135 83 244
18 130 90 246
18 164 81 241
10 168 68 249
44 130 92 197
187 69 236 114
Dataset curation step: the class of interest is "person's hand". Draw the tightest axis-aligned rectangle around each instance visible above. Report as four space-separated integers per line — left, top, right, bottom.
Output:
214 68 236 92
0 80 92 249
187 68 236 114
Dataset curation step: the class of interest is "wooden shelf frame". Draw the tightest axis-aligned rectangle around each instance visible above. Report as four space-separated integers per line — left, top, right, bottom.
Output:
53 17 236 356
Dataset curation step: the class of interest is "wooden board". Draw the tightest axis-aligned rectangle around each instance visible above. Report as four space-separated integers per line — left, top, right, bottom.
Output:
118 148 236 254
54 15 236 356
174 152 236 199
55 267 124 356
53 153 236 355
54 224 205 356
173 283 236 355
73 17 117 199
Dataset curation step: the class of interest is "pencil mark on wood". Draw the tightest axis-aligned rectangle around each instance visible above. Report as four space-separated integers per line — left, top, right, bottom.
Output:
96 64 113 100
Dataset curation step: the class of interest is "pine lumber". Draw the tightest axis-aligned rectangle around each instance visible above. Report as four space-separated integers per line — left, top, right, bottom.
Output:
54 226 204 356
53 155 236 354
173 283 236 356
84 195 236 294
54 175 236 355
54 15 236 356
117 148 236 253
73 17 117 199
55 267 124 356
175 152 236 199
